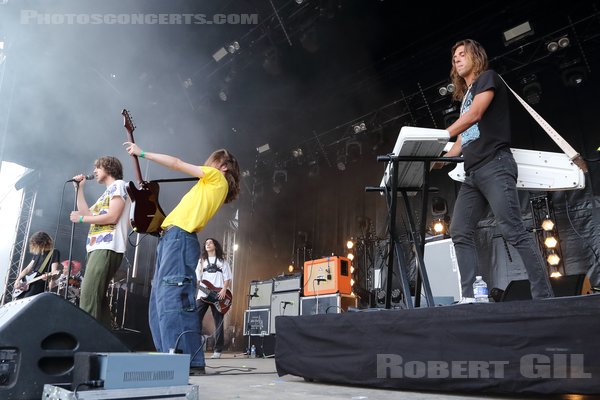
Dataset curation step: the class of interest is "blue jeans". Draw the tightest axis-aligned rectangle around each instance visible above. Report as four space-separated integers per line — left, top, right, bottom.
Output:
149 226 205 367
450 150 554 299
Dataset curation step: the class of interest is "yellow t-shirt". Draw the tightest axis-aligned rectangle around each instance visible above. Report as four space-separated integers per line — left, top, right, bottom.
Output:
161 166 228 233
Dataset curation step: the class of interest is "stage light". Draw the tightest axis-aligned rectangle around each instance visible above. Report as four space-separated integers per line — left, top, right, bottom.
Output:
391 288 402 303
272 170 288 194
376 290 385 304
292 148 303 158
541 218 554 231
438 83 455 96
212 47 228 62
308 159 319 177
346 239 354 249
521 74 542 105
546 41 559 53
549 265 563 278
547 252 561 266
218 88 228 101
503 21 534 46
558 36 570 48
561 61 587 87
350 265 355 274
295 0 304 4
336 152 346 171
432 219 446 234
350 278 355 286
352 122 366 134
288 264 294 273
544 236 558 249
227 41 240 54
347 253 354 261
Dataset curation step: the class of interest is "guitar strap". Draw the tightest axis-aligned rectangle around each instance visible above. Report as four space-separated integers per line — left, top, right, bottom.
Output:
499 75 588 172
36 250 54 275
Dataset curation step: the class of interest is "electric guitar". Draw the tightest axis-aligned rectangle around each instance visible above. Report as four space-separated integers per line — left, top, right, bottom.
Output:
198 280 233 315
13 271 60 298
122 109 166 235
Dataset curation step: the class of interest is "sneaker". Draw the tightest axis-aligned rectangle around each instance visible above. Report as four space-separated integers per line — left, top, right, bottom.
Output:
189 366 206 376
211 352 221 359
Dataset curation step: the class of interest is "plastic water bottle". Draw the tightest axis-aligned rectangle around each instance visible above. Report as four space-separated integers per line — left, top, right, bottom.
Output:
473 276 489 303
250 344 256 358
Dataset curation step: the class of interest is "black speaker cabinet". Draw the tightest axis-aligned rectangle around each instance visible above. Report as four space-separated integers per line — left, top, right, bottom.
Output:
501 274 592 302
0 293 131 400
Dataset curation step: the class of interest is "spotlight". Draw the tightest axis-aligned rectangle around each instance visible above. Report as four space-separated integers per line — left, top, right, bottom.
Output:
288 264 294 273
347 253 354 261
352 122 367 134
233 244 239 251
292 148 303 158
522 78 542 105
561 61 587 87
432 219 446 234
227 41 240 54
350 265 355 274
546 41 559 53
336 153 346 171
547 252 561 266
391 288 402 303
350 278 355 286
218 88 228 102
346 239 354 249
541 218 554 231
295 0 304 4
558 36 570 48
544 236 558 249
308 159 319 177
438 83 455 96
549 265 563 278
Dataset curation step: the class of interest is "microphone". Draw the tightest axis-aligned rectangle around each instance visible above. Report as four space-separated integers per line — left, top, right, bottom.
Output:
67 174 94 183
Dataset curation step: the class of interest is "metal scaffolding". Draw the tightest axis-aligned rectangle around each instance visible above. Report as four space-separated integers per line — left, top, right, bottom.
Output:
2 186 36 305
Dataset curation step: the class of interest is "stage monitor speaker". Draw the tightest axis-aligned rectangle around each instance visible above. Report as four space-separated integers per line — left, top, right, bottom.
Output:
0 293 131 400
501 274 592 302
303 256 352 296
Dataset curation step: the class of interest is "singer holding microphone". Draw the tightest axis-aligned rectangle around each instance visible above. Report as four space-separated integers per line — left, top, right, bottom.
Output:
69 156 131 327
196 238 232 359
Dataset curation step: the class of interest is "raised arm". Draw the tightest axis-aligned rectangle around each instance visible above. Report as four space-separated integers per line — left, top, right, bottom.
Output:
123 142 205 178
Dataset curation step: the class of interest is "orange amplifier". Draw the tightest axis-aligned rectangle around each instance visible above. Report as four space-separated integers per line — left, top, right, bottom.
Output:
303 256 352 296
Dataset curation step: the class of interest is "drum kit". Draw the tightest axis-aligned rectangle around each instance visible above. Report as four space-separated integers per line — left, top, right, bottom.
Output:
56 260 83 305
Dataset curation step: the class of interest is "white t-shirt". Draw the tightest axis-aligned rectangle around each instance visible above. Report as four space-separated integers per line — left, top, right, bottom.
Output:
86 180 131 254
195 256 232 300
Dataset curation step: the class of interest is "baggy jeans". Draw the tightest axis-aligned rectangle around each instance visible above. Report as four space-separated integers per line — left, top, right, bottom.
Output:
149 226 205 367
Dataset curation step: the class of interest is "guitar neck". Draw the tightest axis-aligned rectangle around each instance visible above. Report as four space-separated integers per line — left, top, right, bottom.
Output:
127 132 144 185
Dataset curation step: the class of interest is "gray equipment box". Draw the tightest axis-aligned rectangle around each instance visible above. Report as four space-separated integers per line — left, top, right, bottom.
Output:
42 384 199 400
273 273 302 293
270 291 300 333
248 280 273 309
300 294 357 315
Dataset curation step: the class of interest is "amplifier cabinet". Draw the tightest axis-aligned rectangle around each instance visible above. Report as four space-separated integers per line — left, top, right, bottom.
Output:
270 291 300 334
273 273 302 293
303 256 352 296
243 308 270 336
300 294 357 316
248 280 273 309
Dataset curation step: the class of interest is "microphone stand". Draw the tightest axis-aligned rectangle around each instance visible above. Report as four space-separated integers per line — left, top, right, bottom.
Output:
64 182 79 300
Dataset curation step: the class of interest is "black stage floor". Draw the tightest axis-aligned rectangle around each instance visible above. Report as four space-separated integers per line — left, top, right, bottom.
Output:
275 294 600 395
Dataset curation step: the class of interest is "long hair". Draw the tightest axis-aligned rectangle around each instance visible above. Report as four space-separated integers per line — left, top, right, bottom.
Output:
200 238 225 262
95 156 124 180
205 149 240 204
450 39 489 101
29 231 53 254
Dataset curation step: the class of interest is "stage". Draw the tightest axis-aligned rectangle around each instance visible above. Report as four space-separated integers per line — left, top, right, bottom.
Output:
275 294 600 395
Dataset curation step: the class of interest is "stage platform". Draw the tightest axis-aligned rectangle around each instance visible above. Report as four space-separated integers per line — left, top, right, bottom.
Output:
275 294 600 396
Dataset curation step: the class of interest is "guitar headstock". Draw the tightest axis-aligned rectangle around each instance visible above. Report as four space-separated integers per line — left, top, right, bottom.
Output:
122 109 135 134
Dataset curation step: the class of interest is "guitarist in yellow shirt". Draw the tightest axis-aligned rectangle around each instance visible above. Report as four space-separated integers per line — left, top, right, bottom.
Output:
123 142 240 375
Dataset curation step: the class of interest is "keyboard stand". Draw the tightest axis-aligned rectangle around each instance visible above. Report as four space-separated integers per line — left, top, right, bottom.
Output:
367 155 463 309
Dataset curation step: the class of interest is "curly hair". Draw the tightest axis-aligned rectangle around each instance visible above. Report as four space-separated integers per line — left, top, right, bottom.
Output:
205 149 240 204
94 156 124 180
29 231 53 254
200 238 225 262
450 39 489 102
